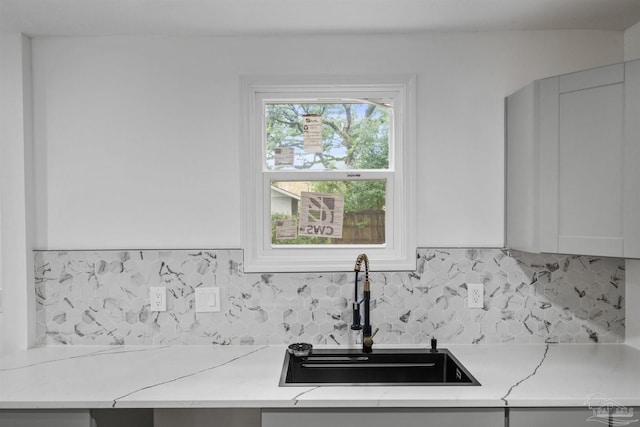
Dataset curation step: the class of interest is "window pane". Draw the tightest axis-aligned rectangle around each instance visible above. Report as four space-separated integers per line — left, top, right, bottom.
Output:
271 180 386 245
265 103 390 171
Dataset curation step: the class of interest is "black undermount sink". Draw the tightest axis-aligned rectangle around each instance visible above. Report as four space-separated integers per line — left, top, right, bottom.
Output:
280 348 480 386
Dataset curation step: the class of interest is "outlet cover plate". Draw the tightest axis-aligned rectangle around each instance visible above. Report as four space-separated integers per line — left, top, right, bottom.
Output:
150 286 167 312
195 287 221 313
467 283 484 309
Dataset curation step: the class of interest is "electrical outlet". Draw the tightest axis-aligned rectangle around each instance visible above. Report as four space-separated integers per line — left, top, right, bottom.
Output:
150 286 167 312
467 283 484 309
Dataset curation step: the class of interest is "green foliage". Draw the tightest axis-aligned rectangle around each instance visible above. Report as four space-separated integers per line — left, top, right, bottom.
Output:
311 180 385 213
266 102 390 212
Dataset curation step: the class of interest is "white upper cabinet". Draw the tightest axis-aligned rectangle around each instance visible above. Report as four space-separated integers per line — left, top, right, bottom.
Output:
506 60 640 258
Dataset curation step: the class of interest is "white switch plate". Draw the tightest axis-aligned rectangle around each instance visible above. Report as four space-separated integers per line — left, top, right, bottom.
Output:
150 286 167 312
195 287 221 313
467 283 484 309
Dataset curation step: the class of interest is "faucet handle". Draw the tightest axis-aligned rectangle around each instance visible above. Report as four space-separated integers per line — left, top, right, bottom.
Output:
363 328 380 350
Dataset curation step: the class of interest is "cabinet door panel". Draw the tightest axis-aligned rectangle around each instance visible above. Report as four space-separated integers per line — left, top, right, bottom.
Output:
538 77 560 252
510 408 601 427
262 408 504 427
0 410 91 427
154 408 261 427
625 61 640 258
511 406 639 427
506 83 539 252
508 60 640 259
557 82 624 256
538 63 626 257
92 409 153 427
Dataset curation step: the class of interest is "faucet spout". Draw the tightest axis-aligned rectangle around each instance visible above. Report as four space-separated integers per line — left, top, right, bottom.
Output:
353 254 374 353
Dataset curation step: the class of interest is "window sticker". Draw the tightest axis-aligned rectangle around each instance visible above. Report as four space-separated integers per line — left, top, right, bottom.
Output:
302 114 322 153
275 219 298 240
274 147 294 167
299 191 344 238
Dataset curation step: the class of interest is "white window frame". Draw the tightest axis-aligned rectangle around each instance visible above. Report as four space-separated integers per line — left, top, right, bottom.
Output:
240 74 416 273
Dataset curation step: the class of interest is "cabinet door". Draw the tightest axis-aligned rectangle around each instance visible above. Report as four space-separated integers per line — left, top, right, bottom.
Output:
0 410 91 427
154 408 261 427
624 62 640 258
506 82 539 253
510 407 605 427
262 408 504 427
539 63 625 257
92 409 153 427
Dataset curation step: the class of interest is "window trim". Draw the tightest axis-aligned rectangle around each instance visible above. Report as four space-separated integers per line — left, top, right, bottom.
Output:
240 74 416 273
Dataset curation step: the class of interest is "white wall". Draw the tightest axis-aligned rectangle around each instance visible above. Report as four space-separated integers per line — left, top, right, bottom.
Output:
624 21 640 350
625 21 640 60
31 31 623 250
0 167 2 358
0 33 37 356
0 30 627 354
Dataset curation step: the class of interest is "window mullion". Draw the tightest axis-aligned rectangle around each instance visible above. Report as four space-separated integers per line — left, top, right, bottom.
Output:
265 170 393 181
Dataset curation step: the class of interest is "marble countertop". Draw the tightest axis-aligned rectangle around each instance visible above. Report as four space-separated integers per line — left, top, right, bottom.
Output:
0 344 639 409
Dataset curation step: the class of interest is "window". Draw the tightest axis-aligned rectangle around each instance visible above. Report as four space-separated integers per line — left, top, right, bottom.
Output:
241 75 416 272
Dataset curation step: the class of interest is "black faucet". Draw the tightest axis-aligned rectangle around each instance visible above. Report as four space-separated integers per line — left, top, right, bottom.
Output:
351 253 376 353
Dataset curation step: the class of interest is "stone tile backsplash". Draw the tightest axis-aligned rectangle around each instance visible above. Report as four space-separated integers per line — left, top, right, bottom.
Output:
34 249 625 346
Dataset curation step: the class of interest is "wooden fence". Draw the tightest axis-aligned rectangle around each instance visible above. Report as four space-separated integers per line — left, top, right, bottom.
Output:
339 210 385 244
